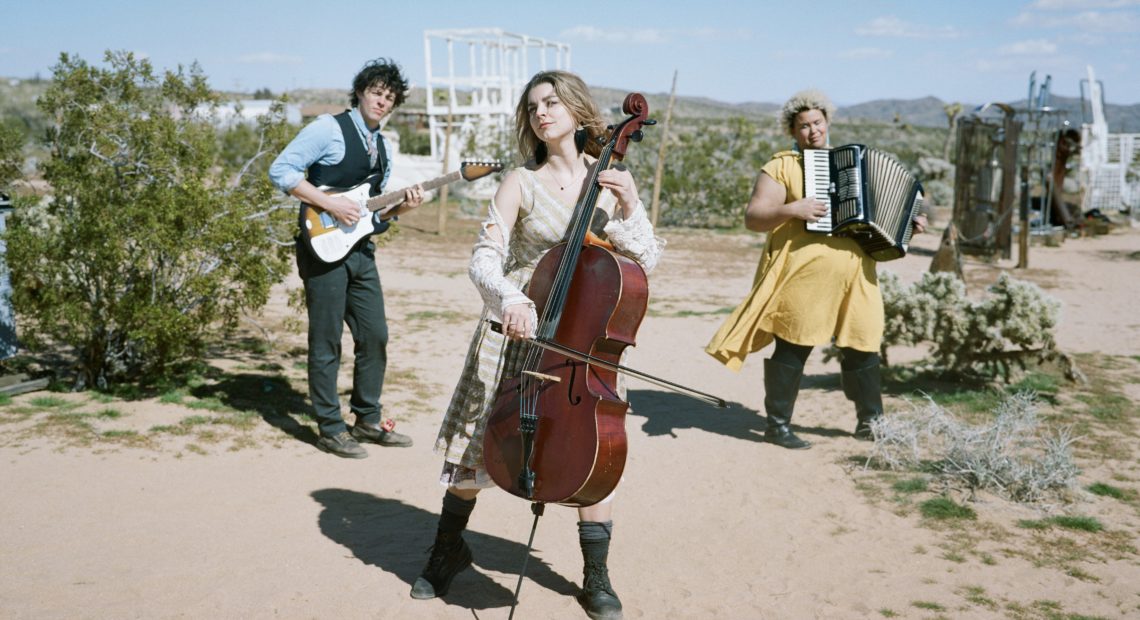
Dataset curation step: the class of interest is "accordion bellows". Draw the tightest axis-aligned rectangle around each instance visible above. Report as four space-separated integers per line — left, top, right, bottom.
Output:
804 144 924 262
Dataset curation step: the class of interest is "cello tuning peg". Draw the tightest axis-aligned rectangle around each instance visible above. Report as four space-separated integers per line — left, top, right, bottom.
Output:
630 130 644 142
643 119 658 126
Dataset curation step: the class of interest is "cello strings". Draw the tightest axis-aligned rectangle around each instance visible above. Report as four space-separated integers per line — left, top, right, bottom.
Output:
516 136 617 436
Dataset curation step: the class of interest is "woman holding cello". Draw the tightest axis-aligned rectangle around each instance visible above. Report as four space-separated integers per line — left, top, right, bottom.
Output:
410 70 663 620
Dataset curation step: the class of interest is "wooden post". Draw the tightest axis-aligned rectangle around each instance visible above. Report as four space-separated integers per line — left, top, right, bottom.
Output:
650 70 678 227
1017 161 1030 268
438 103 453 235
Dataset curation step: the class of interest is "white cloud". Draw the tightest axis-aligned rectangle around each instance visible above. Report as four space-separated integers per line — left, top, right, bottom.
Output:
558 26 748 45
838 47 894 59
998 38 1059 55
559 26 666 44
237 52 303 65
855 16 961 39
1013 8 1140 31
1060 31 1110 44
1030 0 1140 9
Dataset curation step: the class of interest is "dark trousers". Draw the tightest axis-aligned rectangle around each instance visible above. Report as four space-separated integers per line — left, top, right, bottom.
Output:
296 239 387 437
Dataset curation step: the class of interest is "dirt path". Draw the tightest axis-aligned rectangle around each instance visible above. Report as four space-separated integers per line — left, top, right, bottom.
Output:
2 212 1138 619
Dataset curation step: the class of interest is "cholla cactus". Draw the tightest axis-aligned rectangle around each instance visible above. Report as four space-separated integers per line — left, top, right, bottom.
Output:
880 271 1061 382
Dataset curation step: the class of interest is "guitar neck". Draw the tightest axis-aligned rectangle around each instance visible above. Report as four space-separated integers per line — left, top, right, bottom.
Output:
364 170 464 213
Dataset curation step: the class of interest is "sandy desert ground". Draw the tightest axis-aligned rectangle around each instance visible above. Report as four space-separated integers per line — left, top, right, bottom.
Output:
1 205 1138 620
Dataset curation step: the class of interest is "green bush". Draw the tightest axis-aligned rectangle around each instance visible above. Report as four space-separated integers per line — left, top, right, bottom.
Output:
0 120 24 189
5 51 293 389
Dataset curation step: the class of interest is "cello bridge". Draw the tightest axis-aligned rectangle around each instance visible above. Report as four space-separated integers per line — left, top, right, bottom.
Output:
522 370 561 383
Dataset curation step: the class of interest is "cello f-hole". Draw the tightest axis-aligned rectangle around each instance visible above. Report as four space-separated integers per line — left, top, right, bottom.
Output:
564 359 582 405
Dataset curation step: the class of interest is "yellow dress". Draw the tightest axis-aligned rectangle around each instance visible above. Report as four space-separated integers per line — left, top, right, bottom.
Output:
705 150 883 371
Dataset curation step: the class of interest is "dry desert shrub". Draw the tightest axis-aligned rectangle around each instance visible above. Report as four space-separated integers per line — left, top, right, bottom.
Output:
868 392 1079 503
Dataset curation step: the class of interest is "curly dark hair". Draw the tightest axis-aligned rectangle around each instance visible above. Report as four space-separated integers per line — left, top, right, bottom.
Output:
349 58 409 108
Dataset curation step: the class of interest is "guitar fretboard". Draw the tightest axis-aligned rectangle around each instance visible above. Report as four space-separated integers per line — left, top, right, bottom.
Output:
364 170 464 213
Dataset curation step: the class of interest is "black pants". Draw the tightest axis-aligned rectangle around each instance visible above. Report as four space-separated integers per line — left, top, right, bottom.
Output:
771 337 877 372
296 239 387 436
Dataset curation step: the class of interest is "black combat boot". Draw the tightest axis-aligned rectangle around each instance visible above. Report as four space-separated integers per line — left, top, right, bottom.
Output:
410 493 476 599
763 358 811 449
842 362 884 440
578 521 622 620
410 530 472 599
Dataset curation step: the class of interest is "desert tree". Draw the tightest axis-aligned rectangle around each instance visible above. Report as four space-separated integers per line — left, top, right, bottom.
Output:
644 117 774 228
0 120 24 189
5 51 295 389
942 102 962 161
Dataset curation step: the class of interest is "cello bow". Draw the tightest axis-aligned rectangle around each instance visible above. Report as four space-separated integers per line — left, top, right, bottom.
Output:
488 320 727 408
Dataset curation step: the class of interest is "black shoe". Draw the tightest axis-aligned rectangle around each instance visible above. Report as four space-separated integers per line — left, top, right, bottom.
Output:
853 417 880 441
317 431 368 458
351 420 413 447
764 423 812 449
578 560 623 620
410 533 472 599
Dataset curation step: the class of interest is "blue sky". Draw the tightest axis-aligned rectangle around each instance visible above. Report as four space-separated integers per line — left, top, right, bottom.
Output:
4 0 1139 106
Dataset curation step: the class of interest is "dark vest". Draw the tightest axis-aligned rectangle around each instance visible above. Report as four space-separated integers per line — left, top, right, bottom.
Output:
306 111 386 195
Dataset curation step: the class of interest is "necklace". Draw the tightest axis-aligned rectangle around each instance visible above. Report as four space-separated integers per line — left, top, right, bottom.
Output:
553 161 585 191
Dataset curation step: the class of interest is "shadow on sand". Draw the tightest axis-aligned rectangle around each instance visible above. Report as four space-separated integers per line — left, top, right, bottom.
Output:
627 386 851 444
311 489 580 613
194 372 320 447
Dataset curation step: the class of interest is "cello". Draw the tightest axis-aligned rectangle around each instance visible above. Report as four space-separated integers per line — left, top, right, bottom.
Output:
481 92 725 618
482 92 653 507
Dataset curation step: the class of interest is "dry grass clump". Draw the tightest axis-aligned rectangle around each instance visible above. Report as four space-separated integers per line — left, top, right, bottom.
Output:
867 392 1079 502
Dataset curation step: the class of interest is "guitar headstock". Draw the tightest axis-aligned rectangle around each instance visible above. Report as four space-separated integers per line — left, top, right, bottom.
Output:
459 160 506 181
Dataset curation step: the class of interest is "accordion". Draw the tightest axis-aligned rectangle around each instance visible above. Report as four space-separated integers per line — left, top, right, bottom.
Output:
803 144 924 262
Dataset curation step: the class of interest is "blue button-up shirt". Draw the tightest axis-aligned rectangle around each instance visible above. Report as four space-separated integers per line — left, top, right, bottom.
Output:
268 108 393 194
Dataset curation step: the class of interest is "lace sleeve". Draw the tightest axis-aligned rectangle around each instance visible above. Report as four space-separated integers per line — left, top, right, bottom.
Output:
604 200 666 273
468 200 535 320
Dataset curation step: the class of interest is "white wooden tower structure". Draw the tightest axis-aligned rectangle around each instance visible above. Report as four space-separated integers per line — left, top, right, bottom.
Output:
422 28 571 163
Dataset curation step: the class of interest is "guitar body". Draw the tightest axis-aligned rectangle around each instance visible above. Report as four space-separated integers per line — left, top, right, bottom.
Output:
297 161 503 264
299 175 385 263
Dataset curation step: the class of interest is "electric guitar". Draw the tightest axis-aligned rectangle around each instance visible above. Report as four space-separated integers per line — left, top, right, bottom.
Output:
299 160 503 263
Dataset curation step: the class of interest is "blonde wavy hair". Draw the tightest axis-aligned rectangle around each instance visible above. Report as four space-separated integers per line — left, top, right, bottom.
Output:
514 71 606 164
780 89 837 137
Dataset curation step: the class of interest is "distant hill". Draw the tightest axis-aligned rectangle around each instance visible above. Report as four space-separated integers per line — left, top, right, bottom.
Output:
5 76 1140 132
587 87 1140 133
588 86 780 121
840 96 966 128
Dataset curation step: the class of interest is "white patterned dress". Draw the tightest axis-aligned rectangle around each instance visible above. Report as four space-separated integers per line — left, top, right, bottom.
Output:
433 165 665 488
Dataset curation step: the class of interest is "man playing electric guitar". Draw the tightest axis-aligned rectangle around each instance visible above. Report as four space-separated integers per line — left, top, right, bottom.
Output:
269 57 421 458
